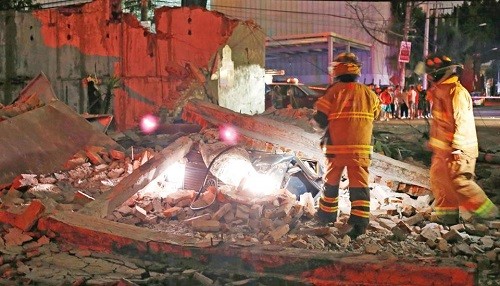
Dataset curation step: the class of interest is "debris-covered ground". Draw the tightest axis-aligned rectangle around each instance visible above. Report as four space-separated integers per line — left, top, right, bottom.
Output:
0 107 499 285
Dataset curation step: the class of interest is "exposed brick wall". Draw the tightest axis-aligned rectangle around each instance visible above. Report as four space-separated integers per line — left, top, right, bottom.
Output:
1 0 263 130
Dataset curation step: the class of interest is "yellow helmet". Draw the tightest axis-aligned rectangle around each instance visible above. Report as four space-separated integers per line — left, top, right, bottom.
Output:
424 54 462 82
332 52 362 77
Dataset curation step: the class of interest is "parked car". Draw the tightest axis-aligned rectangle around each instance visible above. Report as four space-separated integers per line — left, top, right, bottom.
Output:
265 79 322 109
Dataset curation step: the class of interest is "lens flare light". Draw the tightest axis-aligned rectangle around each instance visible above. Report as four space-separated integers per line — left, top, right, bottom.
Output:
242 172 280 196
219 124 238 145
140 114 159 134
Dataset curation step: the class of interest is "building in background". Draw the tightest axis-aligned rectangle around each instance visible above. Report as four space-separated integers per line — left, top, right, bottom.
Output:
210 1 393 86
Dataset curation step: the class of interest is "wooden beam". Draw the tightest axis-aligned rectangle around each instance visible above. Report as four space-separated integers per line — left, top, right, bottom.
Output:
182 99 430 189
79 136 193 218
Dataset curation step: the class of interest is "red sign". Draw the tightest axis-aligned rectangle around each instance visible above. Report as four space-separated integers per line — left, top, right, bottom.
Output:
398 41 412 63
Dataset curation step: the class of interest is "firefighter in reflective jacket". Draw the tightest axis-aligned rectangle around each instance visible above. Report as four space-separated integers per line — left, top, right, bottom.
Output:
312 52 380 238
425 55 498 225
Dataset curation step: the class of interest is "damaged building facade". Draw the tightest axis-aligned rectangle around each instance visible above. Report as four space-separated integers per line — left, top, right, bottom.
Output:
0 0 265 130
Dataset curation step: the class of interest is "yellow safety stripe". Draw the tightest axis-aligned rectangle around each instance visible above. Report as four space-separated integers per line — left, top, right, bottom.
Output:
323 145 373 155
432 110 450 121
321 196 339 204
351 200 370 208
319 204 338 213
328 112 374 120
434 207 459 216
474 200 495 217
351 209 370 218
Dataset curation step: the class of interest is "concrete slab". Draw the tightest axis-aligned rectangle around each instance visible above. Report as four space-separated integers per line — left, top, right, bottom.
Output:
37 211 476 286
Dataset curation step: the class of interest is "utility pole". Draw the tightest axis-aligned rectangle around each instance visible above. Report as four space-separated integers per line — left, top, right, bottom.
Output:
140 0 148 22
400 1 412 88
423 3 430 89
433 1 438 53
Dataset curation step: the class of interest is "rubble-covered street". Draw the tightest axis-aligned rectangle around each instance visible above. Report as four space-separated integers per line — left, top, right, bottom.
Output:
0 1 499 285
1 93 499 285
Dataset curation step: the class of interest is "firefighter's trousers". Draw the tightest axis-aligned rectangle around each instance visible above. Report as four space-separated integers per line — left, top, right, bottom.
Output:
430 152 496 224
321 162 370 226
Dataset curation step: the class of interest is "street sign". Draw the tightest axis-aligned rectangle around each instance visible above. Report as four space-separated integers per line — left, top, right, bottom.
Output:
398 41 412 63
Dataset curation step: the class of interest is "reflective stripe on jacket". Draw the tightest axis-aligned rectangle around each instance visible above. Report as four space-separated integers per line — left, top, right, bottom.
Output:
315 82 380 163
429 75 479 157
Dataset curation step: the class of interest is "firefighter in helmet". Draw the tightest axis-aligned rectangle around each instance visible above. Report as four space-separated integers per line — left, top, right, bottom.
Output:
312 52 380 239
425 54 498 225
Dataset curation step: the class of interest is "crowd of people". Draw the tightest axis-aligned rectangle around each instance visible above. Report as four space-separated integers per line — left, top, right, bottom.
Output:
367 82 432 121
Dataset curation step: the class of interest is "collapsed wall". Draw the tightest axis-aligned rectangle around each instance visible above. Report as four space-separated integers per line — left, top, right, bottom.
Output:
0 0 265 130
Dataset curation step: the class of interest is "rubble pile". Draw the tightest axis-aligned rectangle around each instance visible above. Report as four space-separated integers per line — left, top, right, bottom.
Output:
0 127 499 285
261 107 500 205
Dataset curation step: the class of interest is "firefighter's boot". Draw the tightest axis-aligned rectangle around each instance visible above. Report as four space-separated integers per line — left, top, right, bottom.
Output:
343 187 370 239
316 184 339 225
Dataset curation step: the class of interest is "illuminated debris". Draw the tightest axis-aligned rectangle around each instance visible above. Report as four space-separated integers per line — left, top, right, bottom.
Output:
0 73 121 187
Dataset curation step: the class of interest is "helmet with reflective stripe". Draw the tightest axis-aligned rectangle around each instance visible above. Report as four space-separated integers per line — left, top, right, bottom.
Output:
425 54 462 82
332 52 362 77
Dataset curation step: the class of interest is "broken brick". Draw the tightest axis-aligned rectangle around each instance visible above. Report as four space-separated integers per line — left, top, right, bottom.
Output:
4 227 33 246
109 149 126 161
85 150 106 165
268 224 290 241
11 174 38 190
212 203 232 221
133 206 148 220
166 190 195 206
163 207 182 218
14 200 46 231
403 213 424 226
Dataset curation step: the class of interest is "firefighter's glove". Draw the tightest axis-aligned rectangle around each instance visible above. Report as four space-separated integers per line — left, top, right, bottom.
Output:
451 149 462 161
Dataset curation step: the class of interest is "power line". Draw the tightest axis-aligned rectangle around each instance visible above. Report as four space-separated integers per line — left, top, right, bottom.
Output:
209 3 387 22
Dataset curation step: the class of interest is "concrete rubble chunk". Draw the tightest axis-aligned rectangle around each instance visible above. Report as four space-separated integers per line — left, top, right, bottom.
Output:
166 189 196 206
403 213 425 226
268 224 290 241
192 220 220 232
365 243 381 254
436 238 450 252
4 227 33 246
193 271 214 286
0 74 122 187
212 203 232 221
183 214 211 225
419 224 442 242
442 229 463 243
133 206 148 220
235 205 250 221
11 174 38 190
